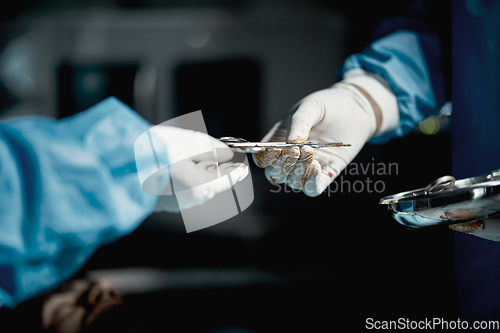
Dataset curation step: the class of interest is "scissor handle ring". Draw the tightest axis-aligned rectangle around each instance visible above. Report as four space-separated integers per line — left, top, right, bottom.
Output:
425 175 456 194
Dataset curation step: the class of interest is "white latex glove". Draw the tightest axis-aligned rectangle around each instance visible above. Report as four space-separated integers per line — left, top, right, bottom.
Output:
253 70 399 197
136 126 249 212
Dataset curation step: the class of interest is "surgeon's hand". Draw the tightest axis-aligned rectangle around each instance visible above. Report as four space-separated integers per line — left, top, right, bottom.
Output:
253 71 398 197
450 218 500 241
144 126 249 212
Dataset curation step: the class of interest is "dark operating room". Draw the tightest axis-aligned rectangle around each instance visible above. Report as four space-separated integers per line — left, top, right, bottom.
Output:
0 1 467 332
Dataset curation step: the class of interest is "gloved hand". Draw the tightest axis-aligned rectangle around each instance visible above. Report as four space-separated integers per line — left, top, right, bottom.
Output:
253 70 399 197
450 218 500 241
137 126 249 212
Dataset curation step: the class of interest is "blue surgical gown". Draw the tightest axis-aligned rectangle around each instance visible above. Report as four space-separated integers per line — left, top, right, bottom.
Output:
342 0 500 321
0 97 157 308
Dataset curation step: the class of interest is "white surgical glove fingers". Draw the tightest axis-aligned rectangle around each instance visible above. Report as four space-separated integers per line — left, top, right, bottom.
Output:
190 136 234 164
286 160 318 190
151 126 207 163
264 165 285 184
176 163 246 210
156 161 249 212
253 120 286 168
258 81 379 194
196 160 221 173
264 146 301 184
151 127 247 213
287 97 325 144
170 160 212 192
154 126 233 163
217 162 250 182
253 106 302 168
191 160 249 187
170 151 237 193
299 148 348 197
253 148 282 168
263 95 324 189
303 169 332 197
208 136 235 163
285 146 315 190
192 162 249 203
297 145 315 163
450 218 500 242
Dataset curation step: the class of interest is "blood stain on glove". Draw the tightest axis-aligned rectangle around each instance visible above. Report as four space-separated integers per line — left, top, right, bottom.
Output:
254 149 281 167
298 146 314 163
269 147 300 173
288 135 307 144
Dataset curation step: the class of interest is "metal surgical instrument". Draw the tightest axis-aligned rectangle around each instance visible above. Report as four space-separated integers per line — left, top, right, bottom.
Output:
218 136 351 153
379 170 500 228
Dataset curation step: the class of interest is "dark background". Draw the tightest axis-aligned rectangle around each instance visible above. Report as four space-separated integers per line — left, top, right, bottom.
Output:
0 1 456 331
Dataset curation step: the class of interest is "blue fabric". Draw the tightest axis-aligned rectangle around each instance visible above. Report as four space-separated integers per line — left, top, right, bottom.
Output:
342 0 448 144
341 0 500 321
0 97 157 307
450 1 500 322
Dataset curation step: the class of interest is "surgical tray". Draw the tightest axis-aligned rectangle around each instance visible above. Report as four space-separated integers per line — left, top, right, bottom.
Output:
379 170 500 228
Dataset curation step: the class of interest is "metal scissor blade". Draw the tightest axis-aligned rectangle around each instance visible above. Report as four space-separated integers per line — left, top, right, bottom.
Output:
228 142 350 149
302 142 352 148
218 137 350 153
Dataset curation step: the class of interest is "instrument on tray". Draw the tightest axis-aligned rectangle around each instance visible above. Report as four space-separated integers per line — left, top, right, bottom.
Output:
380 170 500 228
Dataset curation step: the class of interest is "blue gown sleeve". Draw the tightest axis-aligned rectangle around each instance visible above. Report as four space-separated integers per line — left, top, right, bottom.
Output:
0 97 157 308
341 0 449 144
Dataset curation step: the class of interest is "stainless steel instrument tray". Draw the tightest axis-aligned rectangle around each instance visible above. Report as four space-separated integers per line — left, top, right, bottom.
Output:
379 170 500 228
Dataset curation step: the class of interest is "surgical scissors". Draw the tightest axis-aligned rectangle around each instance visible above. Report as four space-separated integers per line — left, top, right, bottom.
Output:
218 136 350 153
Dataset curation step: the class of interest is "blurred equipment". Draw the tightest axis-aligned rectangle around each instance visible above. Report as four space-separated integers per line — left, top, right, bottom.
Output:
0 9 347 143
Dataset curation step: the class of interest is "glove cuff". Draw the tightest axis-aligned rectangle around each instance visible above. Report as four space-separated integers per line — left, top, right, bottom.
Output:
341 69 399 136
